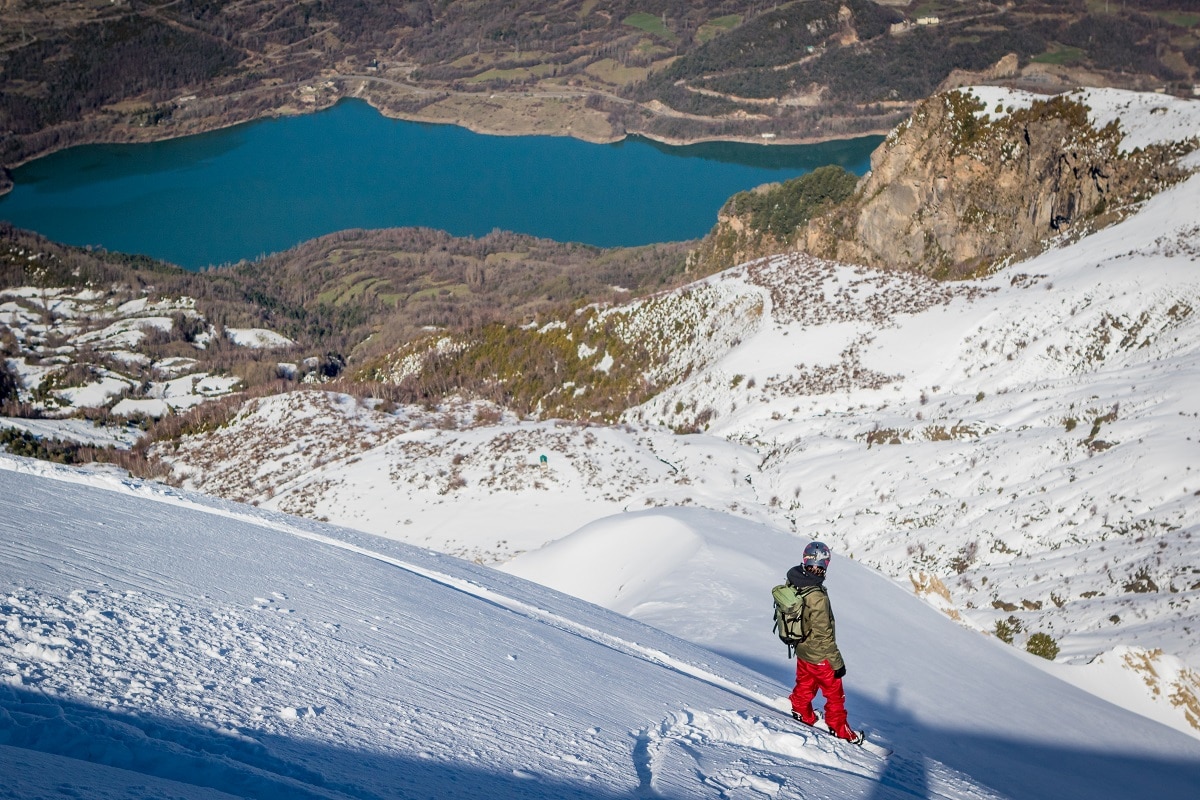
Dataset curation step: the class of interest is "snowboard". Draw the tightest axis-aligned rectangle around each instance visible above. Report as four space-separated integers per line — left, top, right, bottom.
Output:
786 710 892 758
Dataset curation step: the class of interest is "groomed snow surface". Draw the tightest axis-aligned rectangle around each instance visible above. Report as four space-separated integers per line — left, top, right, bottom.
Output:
3 456 1199 799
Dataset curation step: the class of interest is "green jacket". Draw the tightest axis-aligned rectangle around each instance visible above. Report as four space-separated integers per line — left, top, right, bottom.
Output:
793 585 845 671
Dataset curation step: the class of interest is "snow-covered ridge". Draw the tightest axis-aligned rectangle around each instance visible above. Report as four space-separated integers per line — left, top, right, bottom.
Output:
646 168 1200 735
966 85 1200 153
225 327 295 349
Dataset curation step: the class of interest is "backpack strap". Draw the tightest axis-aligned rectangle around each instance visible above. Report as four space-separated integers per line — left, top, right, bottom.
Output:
793 584 826 650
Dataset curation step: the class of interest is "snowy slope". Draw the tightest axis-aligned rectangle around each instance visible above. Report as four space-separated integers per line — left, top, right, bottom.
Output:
112 88 1200 739
3 455 1200 800
503 509 1200 798
617 162 1200 736
5 85 1200 758
1 455 886 800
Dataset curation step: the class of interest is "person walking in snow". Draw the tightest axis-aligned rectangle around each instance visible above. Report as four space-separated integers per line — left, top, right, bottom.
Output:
787 541 864 744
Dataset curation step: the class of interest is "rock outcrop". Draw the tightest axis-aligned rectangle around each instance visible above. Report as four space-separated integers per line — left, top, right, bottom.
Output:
800 88 1194 277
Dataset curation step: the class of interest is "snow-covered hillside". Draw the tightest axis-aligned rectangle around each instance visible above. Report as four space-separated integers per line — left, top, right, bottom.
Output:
4 86 1200 750
0 286 249 420
121 89 1200 738
4 455 1200 799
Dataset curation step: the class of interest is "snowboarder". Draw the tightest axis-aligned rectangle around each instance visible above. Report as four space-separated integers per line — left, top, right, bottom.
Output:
786 541 864 744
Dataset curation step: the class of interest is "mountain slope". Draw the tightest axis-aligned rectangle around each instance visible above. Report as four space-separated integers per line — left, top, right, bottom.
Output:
4 0 1197 178
621 141 1200 732
4 456 1200 799
0 456 882 799
131 87 1200 739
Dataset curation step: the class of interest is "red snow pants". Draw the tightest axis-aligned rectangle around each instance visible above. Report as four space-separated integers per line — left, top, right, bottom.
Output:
789 659 849 732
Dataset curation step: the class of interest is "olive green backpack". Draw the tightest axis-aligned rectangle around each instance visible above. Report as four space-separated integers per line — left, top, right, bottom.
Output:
771 583 824 657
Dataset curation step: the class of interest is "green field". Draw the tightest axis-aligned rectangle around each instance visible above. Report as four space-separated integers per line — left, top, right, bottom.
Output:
624 12 675 41
697 14 741 44
466 63 555 84
1157 11 1199 28
1032 45 1086 66
912 1 956 19
586 57 651 85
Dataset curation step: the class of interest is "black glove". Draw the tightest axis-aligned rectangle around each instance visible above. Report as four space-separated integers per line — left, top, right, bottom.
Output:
833 665 847 679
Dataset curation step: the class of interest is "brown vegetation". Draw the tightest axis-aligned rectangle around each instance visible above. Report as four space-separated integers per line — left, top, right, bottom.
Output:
1 220 698 428
3 0 1197 175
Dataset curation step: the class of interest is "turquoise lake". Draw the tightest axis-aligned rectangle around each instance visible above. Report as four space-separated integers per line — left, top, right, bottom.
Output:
0 99 882 270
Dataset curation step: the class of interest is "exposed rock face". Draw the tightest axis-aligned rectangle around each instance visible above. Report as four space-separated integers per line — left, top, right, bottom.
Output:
937 53 1020 93
801 89 1191 277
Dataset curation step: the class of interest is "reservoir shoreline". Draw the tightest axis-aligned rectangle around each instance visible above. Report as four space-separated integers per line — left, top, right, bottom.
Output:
0 98 882 270
0 79 889 199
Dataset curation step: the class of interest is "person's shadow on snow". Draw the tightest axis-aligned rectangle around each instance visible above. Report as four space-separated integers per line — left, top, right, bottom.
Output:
867 684 928 800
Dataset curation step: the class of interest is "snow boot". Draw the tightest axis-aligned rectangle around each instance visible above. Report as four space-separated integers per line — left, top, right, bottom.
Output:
791 710 818 726
830 724 864 745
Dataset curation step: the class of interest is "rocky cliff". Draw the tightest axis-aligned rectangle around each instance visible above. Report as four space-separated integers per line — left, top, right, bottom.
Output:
801 87 1195 277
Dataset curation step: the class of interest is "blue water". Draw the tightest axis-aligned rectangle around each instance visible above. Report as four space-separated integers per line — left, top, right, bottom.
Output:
0 99 881 270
